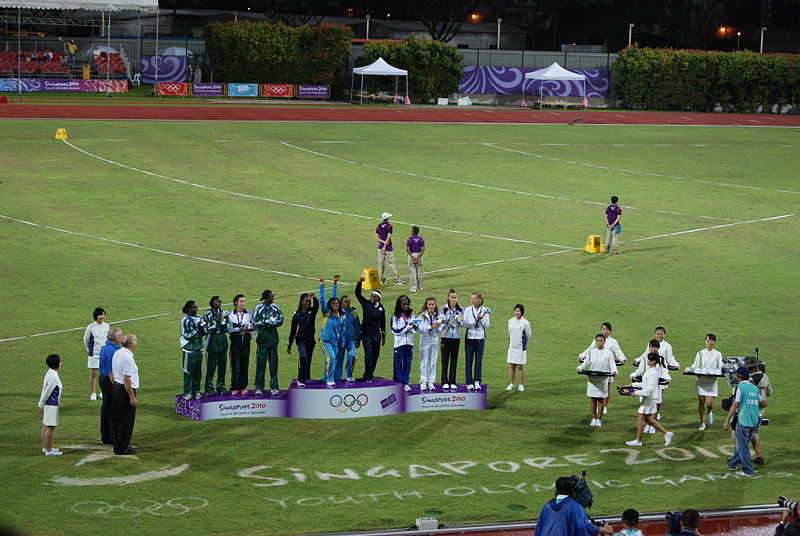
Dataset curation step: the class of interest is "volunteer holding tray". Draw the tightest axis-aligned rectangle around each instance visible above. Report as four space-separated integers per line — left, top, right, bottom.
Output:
685 333 723 431
577 333 617 427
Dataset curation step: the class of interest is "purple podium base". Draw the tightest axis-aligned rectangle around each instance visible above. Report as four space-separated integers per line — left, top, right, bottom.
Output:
175 378 487 420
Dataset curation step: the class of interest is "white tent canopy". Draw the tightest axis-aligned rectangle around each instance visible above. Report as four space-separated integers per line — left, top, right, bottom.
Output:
351 57 409 104
524 62 586 107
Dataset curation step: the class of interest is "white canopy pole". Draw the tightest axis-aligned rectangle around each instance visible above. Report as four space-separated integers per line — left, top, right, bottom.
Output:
359 73 364 104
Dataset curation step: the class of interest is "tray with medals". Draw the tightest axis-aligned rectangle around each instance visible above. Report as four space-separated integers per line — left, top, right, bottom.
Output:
631 375 671 385
683 368 724 378
578 369 615 377
616 385 637 396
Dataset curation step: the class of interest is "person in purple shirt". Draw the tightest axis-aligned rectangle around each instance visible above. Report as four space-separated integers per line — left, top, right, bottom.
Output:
376 212 404 286
406 225 426 293
605 195 622 254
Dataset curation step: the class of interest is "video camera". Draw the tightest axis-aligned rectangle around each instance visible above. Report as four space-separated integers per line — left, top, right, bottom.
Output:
563 470 594 509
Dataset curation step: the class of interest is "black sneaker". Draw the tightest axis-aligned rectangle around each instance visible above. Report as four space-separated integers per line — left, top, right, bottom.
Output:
115 448 137 455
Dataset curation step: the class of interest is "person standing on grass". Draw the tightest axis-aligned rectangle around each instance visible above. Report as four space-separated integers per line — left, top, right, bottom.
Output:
579 322 625 414
440 289 463 390
112 334 139 456
38 354 63 456
418 297 443 391
686 333 722 431
203 296 229 396
578 333 617 427
180 300 206 400
506 304 532 392
319 277 347 386
392 295 419 392
745 355 771 466
625 352 673 447
83 307 109 401
723 366 766 476
253 290 284 396
406 225 425 293
463 291 490 391
605 195 622 254
376 212 404 286
287 291 319 387
355 277 386 382
98 328 122 445
228 294 253 395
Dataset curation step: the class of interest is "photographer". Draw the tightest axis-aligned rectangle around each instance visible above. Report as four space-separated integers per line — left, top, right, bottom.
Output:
534 477 614 536
745 355 772 465
775 498 800 536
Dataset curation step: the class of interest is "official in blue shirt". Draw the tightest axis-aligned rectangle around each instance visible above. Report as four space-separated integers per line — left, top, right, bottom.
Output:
98 327 122 445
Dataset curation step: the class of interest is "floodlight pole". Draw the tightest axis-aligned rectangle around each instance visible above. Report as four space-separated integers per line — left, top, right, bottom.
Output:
628 23 634 47
365 14 370 40
760 27 767 53
496 18 502 50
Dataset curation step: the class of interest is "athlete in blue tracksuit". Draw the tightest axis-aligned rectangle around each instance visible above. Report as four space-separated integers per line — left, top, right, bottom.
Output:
319 278 347 386
338 295 362 381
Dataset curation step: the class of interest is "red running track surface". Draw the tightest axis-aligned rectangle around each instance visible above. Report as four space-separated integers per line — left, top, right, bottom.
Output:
1 102 800 126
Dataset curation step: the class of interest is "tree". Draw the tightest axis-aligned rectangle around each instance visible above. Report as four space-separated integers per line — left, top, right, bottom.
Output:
411 0 478 43
252 0 341 26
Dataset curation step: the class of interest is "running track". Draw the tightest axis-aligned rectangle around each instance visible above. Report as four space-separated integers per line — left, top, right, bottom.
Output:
2 102 800 126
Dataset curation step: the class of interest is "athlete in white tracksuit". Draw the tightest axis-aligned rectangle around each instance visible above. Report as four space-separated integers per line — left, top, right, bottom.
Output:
418 300 444 390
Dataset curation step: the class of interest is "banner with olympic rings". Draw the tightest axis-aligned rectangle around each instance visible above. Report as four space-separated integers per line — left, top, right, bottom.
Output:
156 82 190 96
262 84 295 98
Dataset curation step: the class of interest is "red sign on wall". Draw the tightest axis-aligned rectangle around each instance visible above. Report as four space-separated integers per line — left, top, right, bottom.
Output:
156 82 190 96
262 84 295 98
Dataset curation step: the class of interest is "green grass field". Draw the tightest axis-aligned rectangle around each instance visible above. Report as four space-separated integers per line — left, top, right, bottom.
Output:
1 119 798 535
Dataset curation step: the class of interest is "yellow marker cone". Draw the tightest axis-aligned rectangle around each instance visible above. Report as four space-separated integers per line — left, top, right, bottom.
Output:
360 268 382 290
54 128 68 140
584 234 604 253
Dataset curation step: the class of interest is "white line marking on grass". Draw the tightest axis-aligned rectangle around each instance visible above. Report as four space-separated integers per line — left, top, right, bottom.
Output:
48 464 189 487
62 140 573 250
280 141 736 222
624 213 796 244
486 143 800 195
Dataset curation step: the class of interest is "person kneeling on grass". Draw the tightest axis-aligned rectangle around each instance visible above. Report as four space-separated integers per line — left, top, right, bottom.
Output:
625 352 673 448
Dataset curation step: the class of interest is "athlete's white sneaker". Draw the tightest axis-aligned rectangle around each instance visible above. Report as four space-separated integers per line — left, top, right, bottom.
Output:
90 393 97 401
506 383 514 391
698 422 706 431
326 381 335 387
596 419 603 427
296 382 305 387
270 389 279 396
467 383 474 390
420 383 428 391
442 383 450 390
626 439 643 447
346 377 354 382
518 384 525 392
45 449 63 456
707 412 714 424
427 382 435 391
403 384 411 392
255 390 263 396
590 419 597 427
664 431 674 447
42 447 61 453
474 382 482 390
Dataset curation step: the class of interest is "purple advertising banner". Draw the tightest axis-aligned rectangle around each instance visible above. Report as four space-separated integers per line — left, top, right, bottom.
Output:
0 78 128 92
459 66 610 98
140 55 186 84
297 84 329 98
192 83 224 96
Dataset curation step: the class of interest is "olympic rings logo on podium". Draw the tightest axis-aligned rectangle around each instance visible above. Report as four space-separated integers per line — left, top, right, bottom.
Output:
329 393 368 413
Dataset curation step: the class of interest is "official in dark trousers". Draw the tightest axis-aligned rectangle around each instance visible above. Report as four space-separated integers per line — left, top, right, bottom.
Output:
287 291 320 387
355 277 386 381
98 327 122 445
111 334 139 455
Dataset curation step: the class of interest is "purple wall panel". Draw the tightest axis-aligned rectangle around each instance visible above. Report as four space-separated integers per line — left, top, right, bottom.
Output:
459 66 610 98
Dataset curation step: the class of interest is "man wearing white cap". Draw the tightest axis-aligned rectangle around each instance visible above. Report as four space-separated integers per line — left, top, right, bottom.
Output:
376 212 403 286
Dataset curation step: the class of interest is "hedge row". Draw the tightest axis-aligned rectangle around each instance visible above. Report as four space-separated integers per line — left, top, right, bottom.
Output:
358 37 463 103
204 22 352 92
612 46 800 113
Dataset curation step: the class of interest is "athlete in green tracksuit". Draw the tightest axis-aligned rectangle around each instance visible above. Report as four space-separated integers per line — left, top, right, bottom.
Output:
180 300 206 399
253 290 284 395
203 296 229 395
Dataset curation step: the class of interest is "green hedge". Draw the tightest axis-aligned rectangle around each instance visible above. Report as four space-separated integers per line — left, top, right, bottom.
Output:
205 22 352 92
612 46 800 113
358 37 463 103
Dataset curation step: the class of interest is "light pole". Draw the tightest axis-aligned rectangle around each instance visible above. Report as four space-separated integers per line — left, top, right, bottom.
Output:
496 18 502 50
736 31 741 51
760 27 767 53
628 23 634 47
365 14 370 40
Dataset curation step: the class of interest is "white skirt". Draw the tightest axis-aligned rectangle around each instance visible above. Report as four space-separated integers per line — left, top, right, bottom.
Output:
638 399 658 414
43 405 59 426
586 377 609 398
695 376 718 397
87 355 99 369
507 347 527 365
